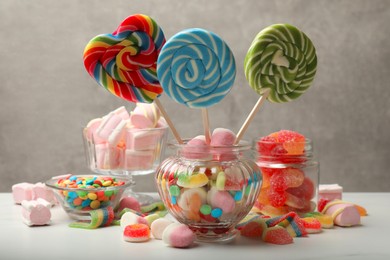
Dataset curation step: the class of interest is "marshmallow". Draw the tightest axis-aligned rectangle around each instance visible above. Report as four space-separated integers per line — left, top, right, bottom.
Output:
12 183 34 204
94 143 123 169
210 128 236 146
177 188 207 212
125 129 161 150
130 103 160 128
151 218 174 239
124 150 155 170
96 112 127 145
120 212 148 230
32 182 56 206
182 135 211 159
162 223 195 248
321 200 361 227
319 184 343 201
85 118 106 144
21 198 51 226
206 187 236 214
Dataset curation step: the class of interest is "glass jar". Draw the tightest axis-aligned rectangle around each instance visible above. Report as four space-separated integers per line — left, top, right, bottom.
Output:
255 138 319 216
155 141 262 243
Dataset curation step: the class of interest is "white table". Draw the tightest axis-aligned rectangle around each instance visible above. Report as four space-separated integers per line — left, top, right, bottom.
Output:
1 193 389 260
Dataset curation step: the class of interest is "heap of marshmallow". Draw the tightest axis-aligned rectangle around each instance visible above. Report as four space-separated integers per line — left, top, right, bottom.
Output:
12 182 57 226
84 104 167 171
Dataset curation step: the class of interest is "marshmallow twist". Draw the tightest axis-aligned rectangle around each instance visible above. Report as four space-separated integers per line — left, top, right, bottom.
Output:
83 14 166 103
157 28 236 108
245 24 317 103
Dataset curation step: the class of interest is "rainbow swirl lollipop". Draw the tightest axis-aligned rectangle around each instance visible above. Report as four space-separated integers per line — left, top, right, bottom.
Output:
244 24 317 103
157 28 236 108
83 14 165 103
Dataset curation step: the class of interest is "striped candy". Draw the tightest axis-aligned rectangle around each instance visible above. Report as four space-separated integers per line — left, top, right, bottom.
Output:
83 14 166 103
244 24 317 103
157 28 236 108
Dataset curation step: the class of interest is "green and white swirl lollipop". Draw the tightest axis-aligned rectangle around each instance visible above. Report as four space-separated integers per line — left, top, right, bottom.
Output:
235 24 317 144
244 24 317 103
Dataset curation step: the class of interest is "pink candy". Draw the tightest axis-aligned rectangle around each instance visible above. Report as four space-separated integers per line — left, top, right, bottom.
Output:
21 198 51 226
12 182 56 205
162 223 196 248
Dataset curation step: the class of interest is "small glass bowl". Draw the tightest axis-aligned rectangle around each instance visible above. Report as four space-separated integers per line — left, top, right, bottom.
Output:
45 175 132 220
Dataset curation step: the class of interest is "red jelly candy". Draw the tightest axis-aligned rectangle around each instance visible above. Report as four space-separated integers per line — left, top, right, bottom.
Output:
268 189 287 208
270 173 288 192
287 177 315 201
277 130 305 155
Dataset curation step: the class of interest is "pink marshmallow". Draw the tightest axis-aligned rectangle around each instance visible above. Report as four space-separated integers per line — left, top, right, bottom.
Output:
32 182 56 205
322 201 361 227
130 103 160 128
85 118 106 144
207 187 236 213
96 113 127 144
162 223 196 248
319 184 343 201
21 198 51 226
12 183 34 204
210 128 236 146
182 135 211 159
113 106 130 120
118 196 141 213
125 129 161 150
124 150 154 170
94 143 123 170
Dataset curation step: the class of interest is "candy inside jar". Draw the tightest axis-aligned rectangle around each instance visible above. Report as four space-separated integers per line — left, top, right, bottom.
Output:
155 140 262 243
254 130 320 216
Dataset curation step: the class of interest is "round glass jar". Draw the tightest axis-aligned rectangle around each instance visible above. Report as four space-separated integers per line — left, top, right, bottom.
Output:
155 141 262 243
255 138 319 216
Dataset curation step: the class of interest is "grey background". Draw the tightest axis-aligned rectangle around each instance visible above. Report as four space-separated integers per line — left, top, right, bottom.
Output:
1 0 389 192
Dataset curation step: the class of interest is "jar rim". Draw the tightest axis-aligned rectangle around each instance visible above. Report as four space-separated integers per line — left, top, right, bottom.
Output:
168 139 252 150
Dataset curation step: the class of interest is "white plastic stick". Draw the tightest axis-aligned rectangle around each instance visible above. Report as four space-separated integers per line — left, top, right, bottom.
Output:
202 108 211 144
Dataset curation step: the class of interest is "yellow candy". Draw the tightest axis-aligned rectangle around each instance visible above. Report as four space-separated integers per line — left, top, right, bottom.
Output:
90 200 101 209
87 192 97 200
102 180 112 187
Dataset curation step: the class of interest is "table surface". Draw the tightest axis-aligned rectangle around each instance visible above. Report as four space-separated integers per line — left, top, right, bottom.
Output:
1 192 389 260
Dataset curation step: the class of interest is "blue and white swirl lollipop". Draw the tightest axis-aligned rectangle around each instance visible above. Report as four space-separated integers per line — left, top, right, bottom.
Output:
157 28 236 108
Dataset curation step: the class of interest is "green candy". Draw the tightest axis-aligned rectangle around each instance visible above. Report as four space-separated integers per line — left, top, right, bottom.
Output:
244 24 317 103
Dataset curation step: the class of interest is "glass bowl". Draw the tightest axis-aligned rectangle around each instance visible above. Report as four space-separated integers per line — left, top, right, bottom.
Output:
45 174 132 220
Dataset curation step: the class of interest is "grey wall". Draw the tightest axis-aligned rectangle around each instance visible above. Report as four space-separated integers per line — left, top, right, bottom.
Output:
1 0 389 192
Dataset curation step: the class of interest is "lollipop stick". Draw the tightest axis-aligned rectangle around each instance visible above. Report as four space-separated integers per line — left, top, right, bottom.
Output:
154 99 183 144
234 88 271 145
202 108 212 144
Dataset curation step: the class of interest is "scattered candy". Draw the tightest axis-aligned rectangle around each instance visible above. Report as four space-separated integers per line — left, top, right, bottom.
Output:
262 226 293 245
303 212 334 229
162 223 196 248
83 14 165 103
301 217 322 234
21 198 51 226
157 28 236 108
118 196 141 213
123 223 151 242
265 212 307 238
69 207 115 229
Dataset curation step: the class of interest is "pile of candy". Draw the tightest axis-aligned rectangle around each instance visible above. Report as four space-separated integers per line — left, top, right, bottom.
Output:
53 175 126 210
84 104 167 172
255 130 317 216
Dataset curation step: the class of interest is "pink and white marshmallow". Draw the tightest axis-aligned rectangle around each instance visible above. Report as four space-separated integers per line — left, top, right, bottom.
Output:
151 218 174 239
21 198 51 226
321 200 361 227
120 211 148 230
319 184 343 201
162 223 196 248
12 183 34 204
130 103 160 128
